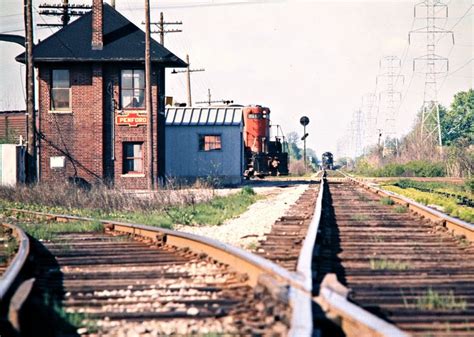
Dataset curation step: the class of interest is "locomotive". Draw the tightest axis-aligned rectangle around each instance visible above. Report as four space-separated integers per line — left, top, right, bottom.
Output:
243 105 289 178
321 152 334 170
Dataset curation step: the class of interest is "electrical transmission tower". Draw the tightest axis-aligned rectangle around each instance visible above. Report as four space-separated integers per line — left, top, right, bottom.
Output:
376 56 404 157
38 1 90 28
352 109 364 158
361 93 377 149
409 0 454 149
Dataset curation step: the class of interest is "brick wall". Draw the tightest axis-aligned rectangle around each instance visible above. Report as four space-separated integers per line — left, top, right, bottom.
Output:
38 64 104 184
38 62 165 190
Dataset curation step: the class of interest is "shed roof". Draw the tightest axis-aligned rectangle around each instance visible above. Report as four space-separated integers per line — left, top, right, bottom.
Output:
165 107 243 126
16 4 186 67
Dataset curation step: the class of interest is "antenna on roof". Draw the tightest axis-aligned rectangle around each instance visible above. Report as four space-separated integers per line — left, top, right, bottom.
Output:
196 89 233 106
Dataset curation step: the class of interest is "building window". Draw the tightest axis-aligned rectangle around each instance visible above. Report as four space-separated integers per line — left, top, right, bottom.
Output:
123 142 143 174
51 69 70 110
121 70 145 109
199 135 222 151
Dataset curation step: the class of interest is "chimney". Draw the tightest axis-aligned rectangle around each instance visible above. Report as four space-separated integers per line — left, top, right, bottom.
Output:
91 0 103 50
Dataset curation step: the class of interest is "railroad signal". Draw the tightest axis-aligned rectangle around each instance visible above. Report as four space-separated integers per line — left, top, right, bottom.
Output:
300 116 310 173
300 116 310 127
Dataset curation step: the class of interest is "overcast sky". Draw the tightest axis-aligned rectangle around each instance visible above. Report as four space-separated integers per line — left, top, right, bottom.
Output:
0 0 472 158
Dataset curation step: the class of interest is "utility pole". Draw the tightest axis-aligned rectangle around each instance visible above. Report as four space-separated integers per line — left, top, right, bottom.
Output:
38 1 90 28
409 0 454 151
150 12 182 45
145 0 153 190
171 54 205 107
24 0 36 182
376 56 403 157
196 88 233 106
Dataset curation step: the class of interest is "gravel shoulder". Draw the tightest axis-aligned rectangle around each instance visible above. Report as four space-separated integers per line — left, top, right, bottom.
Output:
174 184 309 251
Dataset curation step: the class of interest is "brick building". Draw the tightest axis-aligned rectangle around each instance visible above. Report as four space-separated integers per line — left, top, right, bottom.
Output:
16 0 185 189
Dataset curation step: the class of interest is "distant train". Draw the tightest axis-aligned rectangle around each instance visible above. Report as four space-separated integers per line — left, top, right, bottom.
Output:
321 152 334 170
243 105 289 178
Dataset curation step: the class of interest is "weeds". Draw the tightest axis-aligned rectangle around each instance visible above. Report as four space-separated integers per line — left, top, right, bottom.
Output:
415 289 467 311
394 205 408 213
18 220 104 241
351 214 370 221
382 185 474 222
380 197 395 206
369 258 409 271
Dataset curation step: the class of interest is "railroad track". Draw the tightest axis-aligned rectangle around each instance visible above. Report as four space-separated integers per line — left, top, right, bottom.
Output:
1 214 298 336
256 183 319 271
314 178 474 337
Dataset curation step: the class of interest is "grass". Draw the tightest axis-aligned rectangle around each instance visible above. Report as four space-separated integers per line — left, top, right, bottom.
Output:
351 214 370 221
381 185 474 223
369 258 409 271
17 220 104 241
394 205 408 213
0 227 19 264
1 186 260 234
380 197 395 206
414 289 467 311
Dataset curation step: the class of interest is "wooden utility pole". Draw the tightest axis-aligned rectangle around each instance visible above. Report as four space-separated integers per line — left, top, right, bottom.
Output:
171 55 204 107
185 54 192 107
150 12 182 46
145 0 153 190
24 0 36 182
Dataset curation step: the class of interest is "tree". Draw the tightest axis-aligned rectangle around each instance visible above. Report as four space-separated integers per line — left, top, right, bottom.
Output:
286 131 302 160
441 89 474 146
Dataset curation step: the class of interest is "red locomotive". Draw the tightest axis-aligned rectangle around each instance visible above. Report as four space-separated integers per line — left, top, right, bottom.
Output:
243 105 289 178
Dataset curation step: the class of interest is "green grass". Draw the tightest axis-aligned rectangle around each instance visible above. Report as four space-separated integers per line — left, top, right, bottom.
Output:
369 258 409 271
380 197 395 206
17 220 104 241
1 227 19 264
415 289 467 311
351 214 370 221
394 205 408 213
381 185 474 223
1 187 260 232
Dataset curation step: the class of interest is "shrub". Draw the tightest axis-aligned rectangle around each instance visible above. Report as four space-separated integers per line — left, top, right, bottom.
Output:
241 186 256 196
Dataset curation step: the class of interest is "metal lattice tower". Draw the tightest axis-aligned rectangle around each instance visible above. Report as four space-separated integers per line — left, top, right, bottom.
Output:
376 56 404 157
361 93 377 149
409 0 454 148
352 109 364 158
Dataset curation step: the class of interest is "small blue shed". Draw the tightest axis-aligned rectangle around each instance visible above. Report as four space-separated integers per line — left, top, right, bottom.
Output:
165 107 244 185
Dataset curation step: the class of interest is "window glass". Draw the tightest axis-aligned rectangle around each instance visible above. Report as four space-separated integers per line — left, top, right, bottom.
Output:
123 142 144 174
121 70 145 108
199 135 222 151
51 69 70 110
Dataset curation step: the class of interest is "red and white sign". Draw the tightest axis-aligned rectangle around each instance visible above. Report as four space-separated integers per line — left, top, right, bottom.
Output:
116 112 147 127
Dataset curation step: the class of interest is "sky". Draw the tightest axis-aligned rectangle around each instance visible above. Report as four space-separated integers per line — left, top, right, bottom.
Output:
0 0 472 159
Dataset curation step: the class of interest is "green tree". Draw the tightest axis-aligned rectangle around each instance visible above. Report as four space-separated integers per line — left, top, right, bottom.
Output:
441 89 474 146
286 131 302 160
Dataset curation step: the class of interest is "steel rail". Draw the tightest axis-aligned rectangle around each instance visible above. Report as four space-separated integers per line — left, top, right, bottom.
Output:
6 185 408 337
292 174 408 337
338 171 474 241
0 223 30 300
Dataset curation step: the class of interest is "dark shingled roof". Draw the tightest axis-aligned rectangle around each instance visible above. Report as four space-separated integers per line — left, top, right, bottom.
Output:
16 4 186 67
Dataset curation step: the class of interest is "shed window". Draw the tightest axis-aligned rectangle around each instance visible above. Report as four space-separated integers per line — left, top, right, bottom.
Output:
51 69 70 110
121 70 145 109
199 135 222 151
123 142 143 174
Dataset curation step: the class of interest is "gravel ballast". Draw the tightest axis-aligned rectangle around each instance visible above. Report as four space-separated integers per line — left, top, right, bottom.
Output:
175 185 309 251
